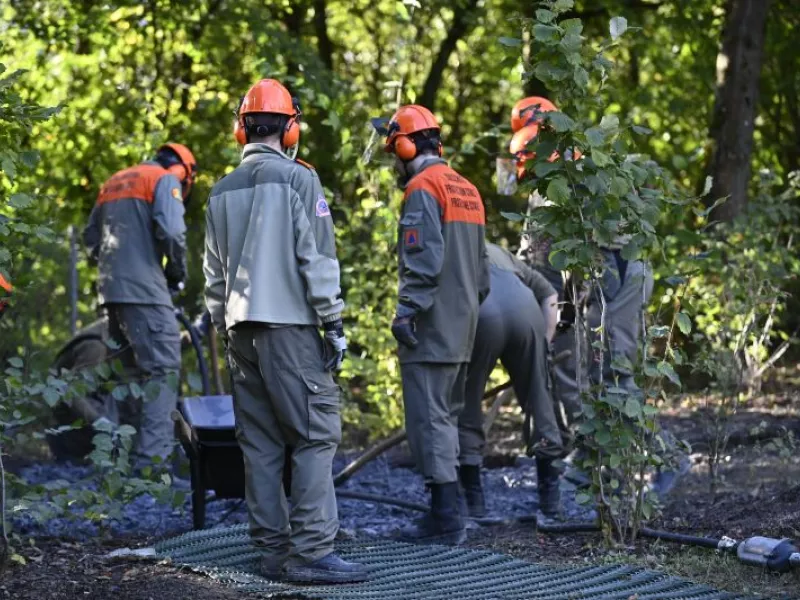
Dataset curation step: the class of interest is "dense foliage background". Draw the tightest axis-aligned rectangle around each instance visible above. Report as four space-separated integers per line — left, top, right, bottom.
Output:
1 0 798 439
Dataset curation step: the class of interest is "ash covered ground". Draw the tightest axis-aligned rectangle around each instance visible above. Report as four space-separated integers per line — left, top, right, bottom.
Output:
12 454 595 541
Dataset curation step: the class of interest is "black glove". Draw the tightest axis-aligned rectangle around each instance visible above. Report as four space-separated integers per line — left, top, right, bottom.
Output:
391 305 418 349
322 318 347 372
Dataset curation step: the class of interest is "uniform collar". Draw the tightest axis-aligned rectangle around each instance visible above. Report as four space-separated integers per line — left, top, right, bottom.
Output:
401 156 446 189
241 143 289 163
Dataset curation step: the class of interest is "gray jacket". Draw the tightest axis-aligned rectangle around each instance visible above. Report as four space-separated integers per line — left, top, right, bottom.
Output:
84 161 186 308
203 144 343 334
397 159 490 364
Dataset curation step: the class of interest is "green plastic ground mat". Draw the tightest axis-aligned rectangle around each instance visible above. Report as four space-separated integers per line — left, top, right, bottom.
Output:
154 524 755 599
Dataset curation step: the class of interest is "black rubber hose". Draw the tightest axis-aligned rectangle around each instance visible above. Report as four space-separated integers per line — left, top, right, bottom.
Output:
337 489 429 512
638 527 724 549
175 311 211 396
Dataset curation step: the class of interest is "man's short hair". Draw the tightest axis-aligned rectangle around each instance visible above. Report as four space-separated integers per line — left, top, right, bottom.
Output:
244 112 289 139
410 128 441 155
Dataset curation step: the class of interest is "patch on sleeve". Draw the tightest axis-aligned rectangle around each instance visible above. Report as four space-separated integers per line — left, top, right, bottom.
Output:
404 227 421 249
315 194 331 217
171 187 182 200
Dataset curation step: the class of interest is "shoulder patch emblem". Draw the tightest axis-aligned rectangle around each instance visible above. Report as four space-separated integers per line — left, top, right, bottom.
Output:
404 227 421 249
316 194 331 217
171 187 182 200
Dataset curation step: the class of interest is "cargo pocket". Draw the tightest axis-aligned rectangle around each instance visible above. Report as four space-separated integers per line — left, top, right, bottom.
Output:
139 313 181 372
302 371 342 443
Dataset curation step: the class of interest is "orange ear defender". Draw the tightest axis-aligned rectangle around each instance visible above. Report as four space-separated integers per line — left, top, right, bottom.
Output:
234 79 301 149
376 105 442 161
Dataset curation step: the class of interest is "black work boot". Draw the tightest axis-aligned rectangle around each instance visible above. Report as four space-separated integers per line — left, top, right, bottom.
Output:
398 482 467 545
536 458 562 519
284 552 369 584
458 465 486 518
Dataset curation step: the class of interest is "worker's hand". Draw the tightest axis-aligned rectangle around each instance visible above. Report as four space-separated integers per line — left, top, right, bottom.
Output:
391 312 418 349
323 318 347 372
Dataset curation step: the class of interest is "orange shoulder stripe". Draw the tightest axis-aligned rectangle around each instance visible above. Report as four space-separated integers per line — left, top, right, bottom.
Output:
405 164 485 225
0 273 12 294
96 164 167 206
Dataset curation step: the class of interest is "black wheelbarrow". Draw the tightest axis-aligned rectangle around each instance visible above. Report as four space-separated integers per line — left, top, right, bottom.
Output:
173 395 245 530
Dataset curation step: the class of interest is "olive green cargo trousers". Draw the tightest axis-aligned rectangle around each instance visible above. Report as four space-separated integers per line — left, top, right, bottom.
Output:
226 324 340 564
105 303 180 462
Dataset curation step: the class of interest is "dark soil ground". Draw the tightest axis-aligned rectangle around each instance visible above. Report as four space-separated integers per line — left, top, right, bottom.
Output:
2 386 799 599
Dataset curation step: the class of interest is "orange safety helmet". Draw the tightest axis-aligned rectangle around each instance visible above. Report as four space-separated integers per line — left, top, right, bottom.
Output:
158 142 197 200
381 105 442 161
511 96 558 133
234 79 302 148
509 123 582 180
0 273 12 318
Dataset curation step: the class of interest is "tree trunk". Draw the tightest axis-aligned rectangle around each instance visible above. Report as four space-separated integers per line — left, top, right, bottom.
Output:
419 0 480 111
706 0 772 223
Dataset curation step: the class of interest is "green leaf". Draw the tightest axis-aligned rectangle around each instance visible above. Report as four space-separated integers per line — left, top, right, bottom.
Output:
624 397 641 419
9 193 33 209
573 66 589 89
500 211 525 222
657 362 681 387
1 157 16 180
596 428 612 446
575 492 592 505
498 37 522 47
609 16 628 40
546 111 576 132
92 418 115 433
112 385 129 401
676 312 692 335
584 127 605 147
117 424 137 437
549 250 569 271
8 356 23 368
546 177 570 204
533 161 562 178
532 24 560 43
632 125 652 135
129 382 144 399
536 9 556 23
609 454 621 469
591 150 612 168
648 325 670 339
599 114 620 132
554 0 575 10
43 388 60 407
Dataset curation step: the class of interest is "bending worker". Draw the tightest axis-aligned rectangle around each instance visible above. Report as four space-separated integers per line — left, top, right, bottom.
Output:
83 141 195 466
509 98 684 497
204 79 366 584
374 105 490 545
458 242 564 519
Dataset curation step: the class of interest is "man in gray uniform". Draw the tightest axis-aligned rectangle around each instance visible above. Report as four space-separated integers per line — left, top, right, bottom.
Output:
204 79 366 584
375 104 490 545
84 142 195 464
458 243 565 518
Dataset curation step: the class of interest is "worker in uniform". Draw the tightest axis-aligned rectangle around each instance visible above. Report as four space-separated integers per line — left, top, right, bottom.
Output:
458 242 565 519
203 79 366 584
83 142 195 467
373 105 490 545
510 96 584 426
0 273 12 320
509 98 684 497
